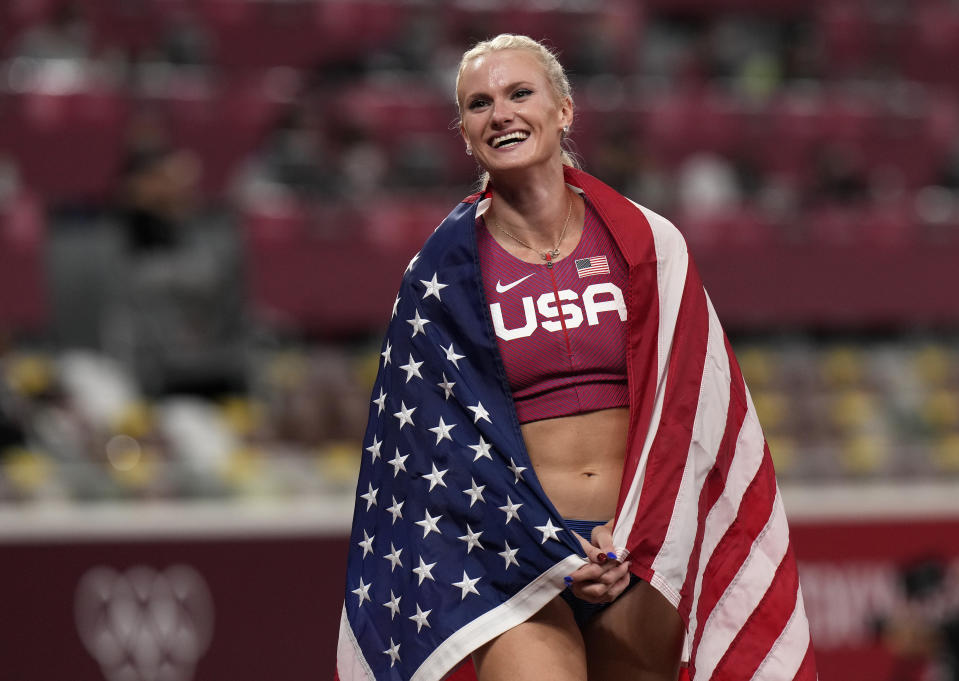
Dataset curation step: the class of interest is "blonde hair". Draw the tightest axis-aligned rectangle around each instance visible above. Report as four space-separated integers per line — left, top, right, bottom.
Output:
455 34 579 187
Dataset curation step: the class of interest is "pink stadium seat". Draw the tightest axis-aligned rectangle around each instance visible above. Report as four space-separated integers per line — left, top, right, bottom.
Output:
164 75 280 197
243 197 448 335
4 89 128 203
817 3 871 78
863 109 942 189
0 190 47 332
805 201 916 248
761 95 824 186
679 206 774 250
901 4 959 85
643 91 746 161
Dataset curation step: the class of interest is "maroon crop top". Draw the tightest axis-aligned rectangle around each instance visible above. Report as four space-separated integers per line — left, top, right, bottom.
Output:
477 193 630 424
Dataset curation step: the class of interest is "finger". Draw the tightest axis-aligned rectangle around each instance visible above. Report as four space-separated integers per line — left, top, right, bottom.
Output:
587 544 613 565
593 563 630 589
572 531 593 555
567 564 608 583
607 562 635 599
571 557 626 583
577 563 632 601
572 532 612 565
590 522 621 562
570 581 614 603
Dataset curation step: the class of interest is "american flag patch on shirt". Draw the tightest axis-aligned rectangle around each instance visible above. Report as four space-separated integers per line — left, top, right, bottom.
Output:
575 255 610 277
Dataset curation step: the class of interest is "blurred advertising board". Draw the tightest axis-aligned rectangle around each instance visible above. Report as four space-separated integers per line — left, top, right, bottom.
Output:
1 486 957 681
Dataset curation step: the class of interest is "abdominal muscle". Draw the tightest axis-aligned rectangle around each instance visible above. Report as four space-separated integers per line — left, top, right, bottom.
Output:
520 407 629 522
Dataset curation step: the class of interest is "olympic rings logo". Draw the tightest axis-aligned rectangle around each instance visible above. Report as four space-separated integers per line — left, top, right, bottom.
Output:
75 565 214 681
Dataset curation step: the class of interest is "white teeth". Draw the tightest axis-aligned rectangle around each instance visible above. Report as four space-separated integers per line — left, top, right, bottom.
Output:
492 132 529 148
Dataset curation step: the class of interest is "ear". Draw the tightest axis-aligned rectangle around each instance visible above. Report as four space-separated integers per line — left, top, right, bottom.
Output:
559 96 574 132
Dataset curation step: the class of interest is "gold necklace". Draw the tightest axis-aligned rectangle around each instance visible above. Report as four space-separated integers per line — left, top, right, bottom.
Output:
494 193 573 265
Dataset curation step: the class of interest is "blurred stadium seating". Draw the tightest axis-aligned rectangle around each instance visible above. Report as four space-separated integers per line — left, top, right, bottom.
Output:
0 0 958 497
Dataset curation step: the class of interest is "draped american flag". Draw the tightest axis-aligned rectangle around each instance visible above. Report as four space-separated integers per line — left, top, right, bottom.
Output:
337 168 816 681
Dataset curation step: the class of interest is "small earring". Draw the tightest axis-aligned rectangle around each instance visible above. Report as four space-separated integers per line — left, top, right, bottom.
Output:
562 126 570 137
466 146 472 156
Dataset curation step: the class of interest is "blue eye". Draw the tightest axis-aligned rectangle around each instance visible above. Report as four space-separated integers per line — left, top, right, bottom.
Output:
468 98 488 110
513 89 532 98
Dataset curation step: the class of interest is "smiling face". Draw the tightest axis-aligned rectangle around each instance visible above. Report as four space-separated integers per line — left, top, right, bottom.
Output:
457 49 572 179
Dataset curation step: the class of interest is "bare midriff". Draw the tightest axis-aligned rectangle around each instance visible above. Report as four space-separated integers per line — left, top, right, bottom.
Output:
520 406 629 522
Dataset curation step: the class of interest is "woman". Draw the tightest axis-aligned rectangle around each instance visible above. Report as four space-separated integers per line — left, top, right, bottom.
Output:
457 35 682 681
338 35 815 681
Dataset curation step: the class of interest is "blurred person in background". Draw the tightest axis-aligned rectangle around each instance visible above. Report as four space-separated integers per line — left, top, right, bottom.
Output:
231 99 336 208
13 1 91 62
108 126 246 398
874 557 959 681
338 34 814 681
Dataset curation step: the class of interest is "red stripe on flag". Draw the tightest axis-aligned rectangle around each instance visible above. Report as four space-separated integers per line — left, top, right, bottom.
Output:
678 334 749 624
710 545 799 679
625 261 709 566
690 448 778 676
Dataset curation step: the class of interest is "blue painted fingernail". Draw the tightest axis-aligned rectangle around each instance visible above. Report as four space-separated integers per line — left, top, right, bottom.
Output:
607 552 618 560
564 576 573 585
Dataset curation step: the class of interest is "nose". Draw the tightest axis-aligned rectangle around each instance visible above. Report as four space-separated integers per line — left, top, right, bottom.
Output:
489 97 513 128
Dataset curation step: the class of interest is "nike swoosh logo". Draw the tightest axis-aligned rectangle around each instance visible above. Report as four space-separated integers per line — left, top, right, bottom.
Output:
495 273 536 293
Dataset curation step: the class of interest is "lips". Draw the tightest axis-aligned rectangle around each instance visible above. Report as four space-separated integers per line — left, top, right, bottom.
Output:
490 131 530 148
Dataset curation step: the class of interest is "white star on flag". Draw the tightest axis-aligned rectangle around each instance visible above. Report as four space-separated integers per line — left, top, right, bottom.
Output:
360 483 378 511
407 309 430 337
381 340 392 366
386 496 404 524
372 388 387 415
383 638 401 667
365 436 382 461
452 571 481 600
499 496 522 524
415 509 443 538
405 252 419 273
467 401 491 423
357 529 374 558
392 294 400 318
420 273 448 302
384 543 403 571
393 401 416 429
412 556 437 585
400 354 424 383
352 577 371 606
443 343 465 368
462 478 486 507
409 604 432 633
428 416 456 444
469 436 493 462
437 373 455 400
388 449 408 477
458 524 483 553
507 458 526 483
499 542 520 570
535 518 563 544
422 463 449 491
383 590 401 619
